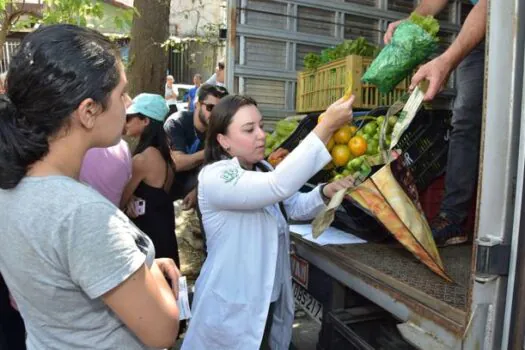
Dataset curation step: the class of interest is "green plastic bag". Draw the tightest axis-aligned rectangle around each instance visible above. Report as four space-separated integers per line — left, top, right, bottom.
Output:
362 21 438 94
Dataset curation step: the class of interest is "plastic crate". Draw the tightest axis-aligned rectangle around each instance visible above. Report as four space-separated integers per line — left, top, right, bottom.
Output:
323 307 416 350
396 109 452 190
277 111 371 185
418 175 446 221
419 174 477 236
296 55 412 113
359 107 451 191
272 107 452 241
333 202 390 243
279 112 321 152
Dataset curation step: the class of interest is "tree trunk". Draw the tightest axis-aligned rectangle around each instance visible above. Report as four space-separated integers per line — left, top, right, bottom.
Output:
127 0 170 97
0 23 10 60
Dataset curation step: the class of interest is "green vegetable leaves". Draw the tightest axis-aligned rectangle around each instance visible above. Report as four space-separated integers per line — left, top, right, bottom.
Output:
408 12 440 39
304 37 379 71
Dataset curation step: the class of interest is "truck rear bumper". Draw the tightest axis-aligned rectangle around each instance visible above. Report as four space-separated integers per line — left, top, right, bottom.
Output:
291 233 472 348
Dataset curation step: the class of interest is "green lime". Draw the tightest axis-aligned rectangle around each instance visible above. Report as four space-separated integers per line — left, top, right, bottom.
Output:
333 174 344 181
388 116 398 127
347 157 363 171
360 162 372 174
367 140 378 155
363 122 378 135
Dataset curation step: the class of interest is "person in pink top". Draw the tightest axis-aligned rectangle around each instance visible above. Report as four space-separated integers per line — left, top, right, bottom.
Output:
80 94 133 206
80 139 132 206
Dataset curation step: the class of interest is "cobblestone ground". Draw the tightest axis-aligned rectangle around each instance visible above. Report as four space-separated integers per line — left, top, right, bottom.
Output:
173 200 320 349
174 201 205 282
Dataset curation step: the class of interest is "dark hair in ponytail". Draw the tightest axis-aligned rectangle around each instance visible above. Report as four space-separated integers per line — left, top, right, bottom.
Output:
0 24 121 189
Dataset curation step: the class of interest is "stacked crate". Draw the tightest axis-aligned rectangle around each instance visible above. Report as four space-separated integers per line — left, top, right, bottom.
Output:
226 0 465 122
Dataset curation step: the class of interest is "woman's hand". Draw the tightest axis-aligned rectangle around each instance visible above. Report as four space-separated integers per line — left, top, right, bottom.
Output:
155 258 180 300
322 175 356 199
125 196 144 218
314 95 355 143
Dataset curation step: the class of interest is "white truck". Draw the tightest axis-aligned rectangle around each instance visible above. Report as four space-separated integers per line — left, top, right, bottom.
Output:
225 0 525 348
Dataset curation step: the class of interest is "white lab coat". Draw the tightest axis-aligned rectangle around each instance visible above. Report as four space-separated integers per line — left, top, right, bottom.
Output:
181 133 332 350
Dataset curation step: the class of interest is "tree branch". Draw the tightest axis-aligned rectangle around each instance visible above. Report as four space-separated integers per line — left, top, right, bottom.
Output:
7 8 42 27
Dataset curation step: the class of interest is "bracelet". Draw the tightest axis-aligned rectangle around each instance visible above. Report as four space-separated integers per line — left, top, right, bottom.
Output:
320 183 330 202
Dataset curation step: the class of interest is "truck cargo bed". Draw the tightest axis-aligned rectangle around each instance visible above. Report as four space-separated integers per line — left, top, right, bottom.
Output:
291 233 472 334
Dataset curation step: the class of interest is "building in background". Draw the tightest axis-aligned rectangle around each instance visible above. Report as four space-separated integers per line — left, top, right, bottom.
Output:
168 0 227 84
0 0 227 83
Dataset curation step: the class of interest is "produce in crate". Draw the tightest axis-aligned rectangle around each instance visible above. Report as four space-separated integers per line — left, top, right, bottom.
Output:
328 114 399 181
267 148 289 168
264 119 299 157
362 12 440 93
303 37 379 71
312 87 451 281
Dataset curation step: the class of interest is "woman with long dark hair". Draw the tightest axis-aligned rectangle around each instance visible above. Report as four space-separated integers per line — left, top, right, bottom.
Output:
182 95 356 349
121 93 180 267
0 25 180 349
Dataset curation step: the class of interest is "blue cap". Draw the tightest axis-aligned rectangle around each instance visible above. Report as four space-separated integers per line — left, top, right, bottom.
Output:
126 93 169 122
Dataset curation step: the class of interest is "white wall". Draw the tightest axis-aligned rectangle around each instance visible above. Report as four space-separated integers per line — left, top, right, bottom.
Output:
169 0 226 37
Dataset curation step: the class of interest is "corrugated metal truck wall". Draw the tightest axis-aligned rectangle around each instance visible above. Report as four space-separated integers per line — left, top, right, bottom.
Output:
227 0 467 124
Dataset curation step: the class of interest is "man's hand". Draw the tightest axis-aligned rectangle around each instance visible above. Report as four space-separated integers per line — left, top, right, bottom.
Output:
182 188 197 211
154 258 180 300
409 55 453 101
384 19 404 44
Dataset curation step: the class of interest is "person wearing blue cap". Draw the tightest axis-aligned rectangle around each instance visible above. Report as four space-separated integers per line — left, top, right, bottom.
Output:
121 93 181 269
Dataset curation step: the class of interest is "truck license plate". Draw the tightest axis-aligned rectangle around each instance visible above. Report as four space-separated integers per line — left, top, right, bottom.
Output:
293 281 323 324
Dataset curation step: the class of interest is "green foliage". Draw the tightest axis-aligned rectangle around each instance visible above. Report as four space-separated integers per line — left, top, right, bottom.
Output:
162 22 224 53
42 0 104 26
7 0 133 33
303 37 379 71
408 12 440 38
304 53 322 71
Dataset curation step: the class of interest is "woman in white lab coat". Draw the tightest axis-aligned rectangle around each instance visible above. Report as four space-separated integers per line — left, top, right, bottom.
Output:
182 95 355 350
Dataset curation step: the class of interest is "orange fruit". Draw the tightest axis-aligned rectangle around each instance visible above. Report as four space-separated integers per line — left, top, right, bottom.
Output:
348 136 367 157
327 137 335 151
349 125 358 136
333 125 353 144
317 113 325 124
331 145 351 167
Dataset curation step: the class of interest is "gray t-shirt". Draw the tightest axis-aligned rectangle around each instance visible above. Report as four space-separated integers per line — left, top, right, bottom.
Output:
0 176 156 349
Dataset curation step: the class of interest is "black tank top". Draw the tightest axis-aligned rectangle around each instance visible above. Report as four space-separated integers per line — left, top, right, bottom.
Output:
132 163 180 267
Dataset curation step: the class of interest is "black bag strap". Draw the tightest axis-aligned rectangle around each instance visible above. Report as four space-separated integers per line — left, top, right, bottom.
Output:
195 185 207 255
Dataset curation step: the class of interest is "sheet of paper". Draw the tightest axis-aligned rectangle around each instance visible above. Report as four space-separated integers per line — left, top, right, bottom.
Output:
177 276 192 320
290 224 367 246
289 224 313 237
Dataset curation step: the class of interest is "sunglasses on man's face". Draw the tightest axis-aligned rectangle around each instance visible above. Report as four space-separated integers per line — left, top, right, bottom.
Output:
201 102 215 112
